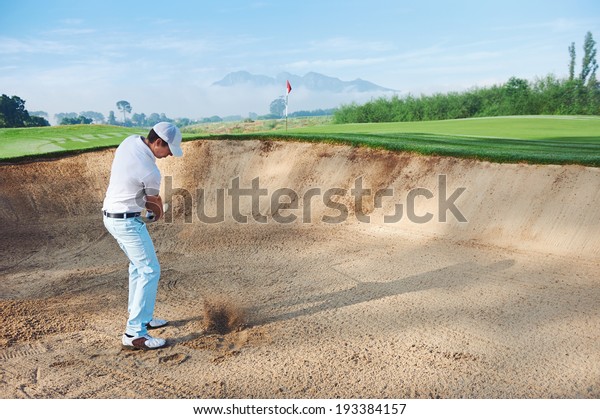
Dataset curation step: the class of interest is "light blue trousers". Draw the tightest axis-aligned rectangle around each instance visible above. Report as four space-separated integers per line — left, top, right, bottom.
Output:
103 216 160 337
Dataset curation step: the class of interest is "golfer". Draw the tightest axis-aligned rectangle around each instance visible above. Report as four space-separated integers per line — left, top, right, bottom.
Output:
102 122 183 350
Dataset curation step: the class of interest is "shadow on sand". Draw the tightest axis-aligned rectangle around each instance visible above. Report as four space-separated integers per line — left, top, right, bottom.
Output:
256 259 515 325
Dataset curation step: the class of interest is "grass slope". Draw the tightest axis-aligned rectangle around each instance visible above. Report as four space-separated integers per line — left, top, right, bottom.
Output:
0 125 146 160
0 125 200 162
260 116 600 166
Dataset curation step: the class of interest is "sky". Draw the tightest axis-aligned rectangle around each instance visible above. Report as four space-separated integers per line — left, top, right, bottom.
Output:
1 0 599 123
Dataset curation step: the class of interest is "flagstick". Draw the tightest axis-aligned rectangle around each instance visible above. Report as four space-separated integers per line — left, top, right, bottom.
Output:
285 92 288 131
285 80 292 132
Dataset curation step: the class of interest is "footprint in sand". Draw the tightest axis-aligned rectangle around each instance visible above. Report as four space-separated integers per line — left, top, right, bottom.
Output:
158 353 189 365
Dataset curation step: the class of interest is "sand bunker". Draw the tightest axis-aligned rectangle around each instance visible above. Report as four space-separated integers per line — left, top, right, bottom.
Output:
0 139 599 398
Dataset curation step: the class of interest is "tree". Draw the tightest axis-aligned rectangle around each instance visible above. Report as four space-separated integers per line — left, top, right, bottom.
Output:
131 113 147 127
159 113 172 123
116 100 132 123
175 117 191 127
55 112 78 123
201 115 222 123
80 111 105 124
569 42 576 81
270 96 286 117
107 111 117 125
60 115 93 125
0 94 29 127
0 94 49 127
26 115 50 127
580 31 598 86
147 113 161 125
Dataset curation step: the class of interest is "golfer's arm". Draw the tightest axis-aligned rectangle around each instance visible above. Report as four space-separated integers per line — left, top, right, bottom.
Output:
145 194 163 219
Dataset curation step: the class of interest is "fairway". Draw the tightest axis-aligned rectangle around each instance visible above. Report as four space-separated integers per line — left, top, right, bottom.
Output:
290 115 600 140
0 125 146 160
276 115 600 166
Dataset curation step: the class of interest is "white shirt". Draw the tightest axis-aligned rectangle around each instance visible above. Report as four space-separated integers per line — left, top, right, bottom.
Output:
103 135 161 213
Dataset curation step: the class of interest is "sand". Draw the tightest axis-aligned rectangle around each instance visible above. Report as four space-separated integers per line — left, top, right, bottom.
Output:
0 140 598 398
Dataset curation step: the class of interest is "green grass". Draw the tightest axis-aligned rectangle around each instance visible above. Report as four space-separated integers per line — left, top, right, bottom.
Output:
1 116 600 166
251 115 600 166
289 115 600 139
0 125 145 160
0 125 198 162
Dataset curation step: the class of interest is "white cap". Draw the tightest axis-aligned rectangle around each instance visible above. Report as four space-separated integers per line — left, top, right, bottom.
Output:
153 122 183 157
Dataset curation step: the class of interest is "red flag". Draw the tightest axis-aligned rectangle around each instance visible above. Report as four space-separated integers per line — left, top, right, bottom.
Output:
286 80 292 94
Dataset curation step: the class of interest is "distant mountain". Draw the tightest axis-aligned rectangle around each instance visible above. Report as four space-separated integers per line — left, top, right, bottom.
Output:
213 71 395 93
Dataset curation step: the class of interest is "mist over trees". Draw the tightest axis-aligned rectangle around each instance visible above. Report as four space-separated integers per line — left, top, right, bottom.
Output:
29 110 49 119
334 32 600 124
80 111 105 124
54 105 180 127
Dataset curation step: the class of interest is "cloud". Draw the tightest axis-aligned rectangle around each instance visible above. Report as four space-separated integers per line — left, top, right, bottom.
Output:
59 18 85 26
0 37 75 54
217 2 269 13
286 56 389 71
135 35 215 55
45 28 97 36
308 37 395 53
492 18 587 34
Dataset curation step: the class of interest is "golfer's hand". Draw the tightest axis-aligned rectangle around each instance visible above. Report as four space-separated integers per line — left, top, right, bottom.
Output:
145 195 164 221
